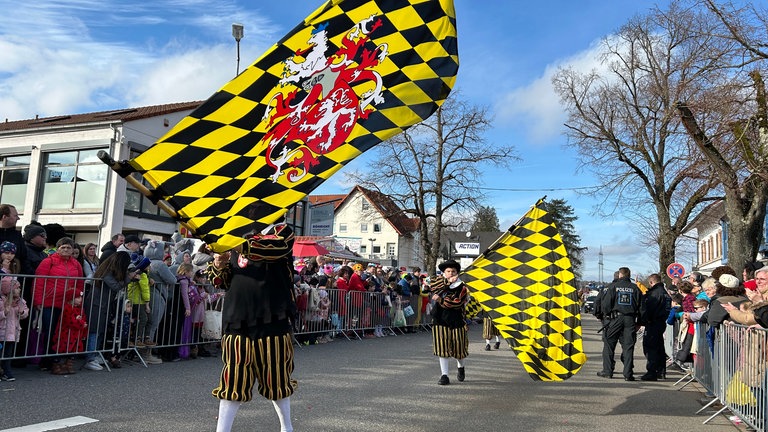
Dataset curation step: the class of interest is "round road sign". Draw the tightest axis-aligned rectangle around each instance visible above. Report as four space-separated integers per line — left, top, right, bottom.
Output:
666 262 685 279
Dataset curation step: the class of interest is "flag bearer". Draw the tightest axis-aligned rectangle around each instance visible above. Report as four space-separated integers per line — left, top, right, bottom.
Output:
429 259 470 385
207 221 297 432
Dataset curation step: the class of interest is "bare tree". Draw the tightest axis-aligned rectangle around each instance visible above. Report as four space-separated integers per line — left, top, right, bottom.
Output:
675 0 768 268
552 1 725 273
702 0 768 63
346 93 518 273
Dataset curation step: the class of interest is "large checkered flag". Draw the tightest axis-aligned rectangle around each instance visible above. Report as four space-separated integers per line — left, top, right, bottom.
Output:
462 198 586 381
100 0 458 252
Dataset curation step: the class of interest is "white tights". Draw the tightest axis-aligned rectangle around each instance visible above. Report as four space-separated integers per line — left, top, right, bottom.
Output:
216 397 293 432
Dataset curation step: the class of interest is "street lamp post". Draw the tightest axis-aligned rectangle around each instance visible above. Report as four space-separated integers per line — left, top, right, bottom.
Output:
232 23 244 76
368 237 376 260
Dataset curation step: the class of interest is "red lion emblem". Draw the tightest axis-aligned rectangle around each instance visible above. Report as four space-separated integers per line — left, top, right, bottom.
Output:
261 16 388 183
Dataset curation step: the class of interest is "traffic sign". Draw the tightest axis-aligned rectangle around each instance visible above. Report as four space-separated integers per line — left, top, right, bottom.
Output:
666 262 685 279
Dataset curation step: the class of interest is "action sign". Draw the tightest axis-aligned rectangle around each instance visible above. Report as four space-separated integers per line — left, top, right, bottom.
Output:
666 262 685 279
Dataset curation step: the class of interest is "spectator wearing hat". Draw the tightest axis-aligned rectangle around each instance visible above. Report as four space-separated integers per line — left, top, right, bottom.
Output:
704 274 748 328
428 259 470 385
22 223 48 274
50 287 88 375
117 235 142 254
1 241 21 275
141 240 176 362
723 268 768 326
347 263 367 328
0 276 29 381
99 233 124 262
126 253 152 351
33 237 84 373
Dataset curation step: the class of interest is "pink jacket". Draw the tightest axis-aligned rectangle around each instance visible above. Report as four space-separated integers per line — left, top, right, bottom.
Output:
0 296 29 341
33 254 85 308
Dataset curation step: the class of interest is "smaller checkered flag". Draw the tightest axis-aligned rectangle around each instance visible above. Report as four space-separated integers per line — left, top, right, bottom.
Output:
461 198 587 381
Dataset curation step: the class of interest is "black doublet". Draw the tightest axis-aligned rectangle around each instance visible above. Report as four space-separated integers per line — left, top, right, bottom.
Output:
208 224 297 339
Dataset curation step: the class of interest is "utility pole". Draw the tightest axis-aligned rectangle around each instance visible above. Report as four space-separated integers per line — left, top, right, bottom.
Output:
598 246 604 285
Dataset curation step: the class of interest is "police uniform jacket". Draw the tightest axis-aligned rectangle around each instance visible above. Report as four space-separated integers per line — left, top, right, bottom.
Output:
599 276 641 321
640 282 670 325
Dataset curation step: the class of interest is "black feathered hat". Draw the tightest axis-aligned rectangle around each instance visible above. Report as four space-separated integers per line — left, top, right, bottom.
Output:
438 259 461 273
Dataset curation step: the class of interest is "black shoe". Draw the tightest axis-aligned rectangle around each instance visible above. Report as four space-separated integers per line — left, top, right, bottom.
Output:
624 376 635 381
640 374 658 381
494 342 500 350
596 371 612 378
485 344 491 351
457 367 465 382
438 375 450 385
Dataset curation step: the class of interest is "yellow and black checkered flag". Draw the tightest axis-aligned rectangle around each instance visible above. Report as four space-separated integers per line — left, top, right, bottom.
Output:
462 198 586 381
105 0 458 252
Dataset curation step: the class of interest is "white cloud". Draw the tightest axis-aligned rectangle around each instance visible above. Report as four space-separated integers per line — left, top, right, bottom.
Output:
0 0 282 120
494 39 611 144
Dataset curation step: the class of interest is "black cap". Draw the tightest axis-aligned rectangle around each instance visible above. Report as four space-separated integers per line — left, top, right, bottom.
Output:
23 224 47 241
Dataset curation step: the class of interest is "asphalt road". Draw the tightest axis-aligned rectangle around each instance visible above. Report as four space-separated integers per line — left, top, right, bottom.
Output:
0 317 741 432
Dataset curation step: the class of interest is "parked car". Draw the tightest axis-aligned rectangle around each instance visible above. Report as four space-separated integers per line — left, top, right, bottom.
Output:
583 294 598 313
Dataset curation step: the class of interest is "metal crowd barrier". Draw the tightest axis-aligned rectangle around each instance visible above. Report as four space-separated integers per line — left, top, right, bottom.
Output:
674 318 767 431
0 273 225 371
1 275 437 372
292 288 432 343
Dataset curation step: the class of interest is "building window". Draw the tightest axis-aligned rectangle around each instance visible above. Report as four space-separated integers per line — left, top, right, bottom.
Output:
39 149 108 210
360 245 367 254
362 199 369 211
0 155 30 212
361 223 368 232
285 200 307 236
373 223 381 233
373 245 381 254
339 223 347 233
124 149 167 217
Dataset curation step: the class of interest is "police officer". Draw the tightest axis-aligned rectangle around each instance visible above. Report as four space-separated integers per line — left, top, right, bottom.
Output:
597 267 642 381
639 273 671 381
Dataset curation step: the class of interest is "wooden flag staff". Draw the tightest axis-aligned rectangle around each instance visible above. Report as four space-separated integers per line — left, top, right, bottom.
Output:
97 150 197 237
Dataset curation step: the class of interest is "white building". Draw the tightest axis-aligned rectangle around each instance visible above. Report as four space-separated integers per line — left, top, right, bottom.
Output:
324 185 420 268
685 200 768 274
0 102 201 247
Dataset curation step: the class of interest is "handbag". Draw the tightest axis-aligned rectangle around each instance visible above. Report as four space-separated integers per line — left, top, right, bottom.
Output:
403 305 415 317
202 298 223 340
393 309 406 327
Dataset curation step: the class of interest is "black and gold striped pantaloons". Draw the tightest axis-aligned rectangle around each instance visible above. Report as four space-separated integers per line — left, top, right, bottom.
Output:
432 324 469 359
212 333 297 402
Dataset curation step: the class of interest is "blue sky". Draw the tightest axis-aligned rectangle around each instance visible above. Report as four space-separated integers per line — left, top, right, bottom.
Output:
0 0 690 281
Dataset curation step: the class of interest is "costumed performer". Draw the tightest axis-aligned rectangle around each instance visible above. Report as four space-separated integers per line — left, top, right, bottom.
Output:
206 221 297 432
429 259 469 385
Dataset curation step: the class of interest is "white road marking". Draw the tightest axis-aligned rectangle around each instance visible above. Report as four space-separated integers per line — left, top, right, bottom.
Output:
0 416 99 432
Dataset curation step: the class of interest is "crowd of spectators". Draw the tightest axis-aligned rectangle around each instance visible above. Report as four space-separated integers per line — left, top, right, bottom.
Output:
1 203 436 382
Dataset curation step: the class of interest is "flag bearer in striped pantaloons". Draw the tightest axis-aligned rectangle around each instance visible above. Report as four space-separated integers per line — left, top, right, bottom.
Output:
429 259 470 385
206 223 298 432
